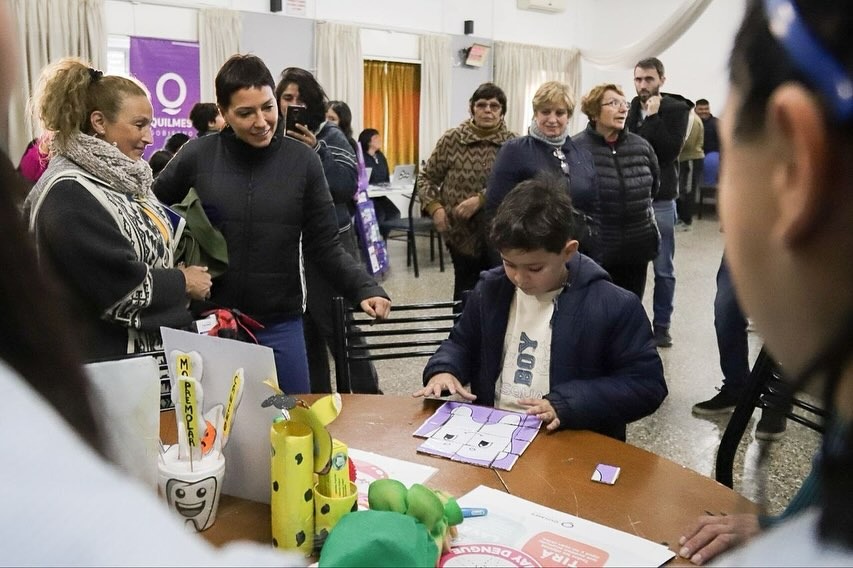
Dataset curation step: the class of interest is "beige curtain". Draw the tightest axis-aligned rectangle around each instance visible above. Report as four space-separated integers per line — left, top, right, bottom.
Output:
418 33 451 165
581 0 714 68
198 8 241 103
315 21 363 135
494 42 581 135
4 0 105 158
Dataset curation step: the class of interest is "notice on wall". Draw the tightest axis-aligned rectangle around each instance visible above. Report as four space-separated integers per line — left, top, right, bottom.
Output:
286 0 306 16
129 37 200 160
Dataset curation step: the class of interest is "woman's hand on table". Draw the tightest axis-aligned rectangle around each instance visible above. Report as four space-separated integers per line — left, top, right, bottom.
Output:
413 373 476 401
360 296 391 319
677 513 761 565
518 398 561 431
180 264 212 301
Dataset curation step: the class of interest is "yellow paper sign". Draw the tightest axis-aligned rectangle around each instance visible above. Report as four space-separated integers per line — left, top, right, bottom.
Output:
175 353 193 377
178 378 201 449
223 369 244 442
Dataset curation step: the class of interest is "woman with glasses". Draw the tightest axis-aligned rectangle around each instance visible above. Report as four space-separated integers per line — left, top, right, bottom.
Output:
573 84 660 299
485 81 599 263
417 82 515 305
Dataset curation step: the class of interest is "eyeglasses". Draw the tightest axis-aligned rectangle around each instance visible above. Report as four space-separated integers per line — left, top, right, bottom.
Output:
764 0 853 120
601 99 629 110
553 148 570 175
474 101 502 112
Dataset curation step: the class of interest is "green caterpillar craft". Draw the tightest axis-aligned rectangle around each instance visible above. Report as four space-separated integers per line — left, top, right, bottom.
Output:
318 479 463 567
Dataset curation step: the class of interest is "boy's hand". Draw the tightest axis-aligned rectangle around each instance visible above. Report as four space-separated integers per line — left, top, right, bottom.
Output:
412 373 476 401
518 398 560 431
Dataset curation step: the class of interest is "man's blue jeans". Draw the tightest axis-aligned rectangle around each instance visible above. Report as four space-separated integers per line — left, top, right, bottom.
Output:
652 199 676 329
254 316 311 394
714 255 750 393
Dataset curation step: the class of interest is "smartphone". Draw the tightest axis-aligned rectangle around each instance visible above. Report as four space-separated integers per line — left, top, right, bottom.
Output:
285 105 308 133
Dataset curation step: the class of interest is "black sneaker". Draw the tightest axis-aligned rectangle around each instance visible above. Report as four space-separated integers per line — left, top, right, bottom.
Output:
654 326 672 348
755 409 787 441
692 389 741 415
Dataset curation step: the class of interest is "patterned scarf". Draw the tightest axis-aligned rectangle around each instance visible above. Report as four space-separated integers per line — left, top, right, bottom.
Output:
528 118 569 146
56 132 154 197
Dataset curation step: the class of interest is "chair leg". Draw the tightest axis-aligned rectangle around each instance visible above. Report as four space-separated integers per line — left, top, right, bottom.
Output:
438 233 445 272
410 232 420 278
430 231 436 261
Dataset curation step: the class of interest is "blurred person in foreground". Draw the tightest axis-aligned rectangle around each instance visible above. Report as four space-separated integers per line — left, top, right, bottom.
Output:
680 0 853 564
0 5 300 564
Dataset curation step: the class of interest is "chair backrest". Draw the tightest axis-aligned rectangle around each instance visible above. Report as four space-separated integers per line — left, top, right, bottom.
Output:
703 151 720 185
715 347 827 488
331 296 460 393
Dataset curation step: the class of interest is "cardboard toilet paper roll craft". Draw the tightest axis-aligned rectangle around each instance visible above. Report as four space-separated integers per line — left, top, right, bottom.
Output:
158 351 245 532
266 391 344 556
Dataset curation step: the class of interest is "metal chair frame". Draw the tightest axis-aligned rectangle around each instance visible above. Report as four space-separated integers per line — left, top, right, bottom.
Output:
715 347 827 488
331 296 459 393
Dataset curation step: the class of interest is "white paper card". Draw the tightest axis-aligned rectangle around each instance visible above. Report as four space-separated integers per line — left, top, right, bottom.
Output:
444 485 675 567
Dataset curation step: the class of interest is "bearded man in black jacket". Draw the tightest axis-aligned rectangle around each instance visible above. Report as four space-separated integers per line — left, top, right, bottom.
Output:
626 57 690 349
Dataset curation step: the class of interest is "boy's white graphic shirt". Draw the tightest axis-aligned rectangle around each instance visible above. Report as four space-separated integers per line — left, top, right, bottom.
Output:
495 287 560 411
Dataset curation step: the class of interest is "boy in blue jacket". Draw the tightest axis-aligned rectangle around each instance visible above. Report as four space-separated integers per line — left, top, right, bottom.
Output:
414 175 667 441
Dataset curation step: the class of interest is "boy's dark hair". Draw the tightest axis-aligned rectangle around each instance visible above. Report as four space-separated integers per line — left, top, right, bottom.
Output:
214 54 275 110
275 67 328 132
189 102 219 135
695 98 710 106
490 173 575 254
469 82 507 116
635 57 665 79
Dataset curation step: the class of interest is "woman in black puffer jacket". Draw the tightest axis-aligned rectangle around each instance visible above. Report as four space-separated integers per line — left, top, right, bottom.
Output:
573 83 660 299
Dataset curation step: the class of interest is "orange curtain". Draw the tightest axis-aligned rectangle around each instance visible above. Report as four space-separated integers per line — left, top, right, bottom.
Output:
363 60 386 149
362 60 420 172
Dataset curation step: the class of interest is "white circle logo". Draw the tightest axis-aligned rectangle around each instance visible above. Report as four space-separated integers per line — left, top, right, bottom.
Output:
156 72 186 116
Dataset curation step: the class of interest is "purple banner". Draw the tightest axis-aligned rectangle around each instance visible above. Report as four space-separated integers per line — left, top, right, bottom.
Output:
129 37 200 160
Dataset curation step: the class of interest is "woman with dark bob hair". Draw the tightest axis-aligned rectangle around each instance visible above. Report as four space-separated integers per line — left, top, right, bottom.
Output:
154 55 390 394
680 0 853 564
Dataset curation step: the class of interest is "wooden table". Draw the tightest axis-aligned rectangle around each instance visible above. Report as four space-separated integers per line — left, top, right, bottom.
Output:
162 395 757 564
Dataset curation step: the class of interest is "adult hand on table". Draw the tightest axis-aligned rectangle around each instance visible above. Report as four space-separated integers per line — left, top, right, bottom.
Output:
360 296 391 319
413 372 476 401
677 513 760 565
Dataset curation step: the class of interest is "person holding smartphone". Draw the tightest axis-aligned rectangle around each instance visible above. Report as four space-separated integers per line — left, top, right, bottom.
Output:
275 67 384 394
154 56 389 394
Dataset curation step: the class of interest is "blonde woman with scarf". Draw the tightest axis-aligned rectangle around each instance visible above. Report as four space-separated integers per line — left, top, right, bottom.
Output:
24 58 211 360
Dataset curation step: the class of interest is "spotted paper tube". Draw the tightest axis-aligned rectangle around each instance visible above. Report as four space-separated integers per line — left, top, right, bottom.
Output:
270 420 314 556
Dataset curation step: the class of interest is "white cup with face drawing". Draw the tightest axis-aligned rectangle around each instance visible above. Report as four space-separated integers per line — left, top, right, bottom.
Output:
157 445 226 532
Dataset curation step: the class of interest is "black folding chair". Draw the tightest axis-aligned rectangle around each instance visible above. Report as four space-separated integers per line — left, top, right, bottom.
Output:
715 347 827 488
331 296 460 393
379 177 445 278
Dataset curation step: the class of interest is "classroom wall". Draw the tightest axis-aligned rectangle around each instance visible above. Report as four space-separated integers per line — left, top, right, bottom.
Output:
104 0 742 125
